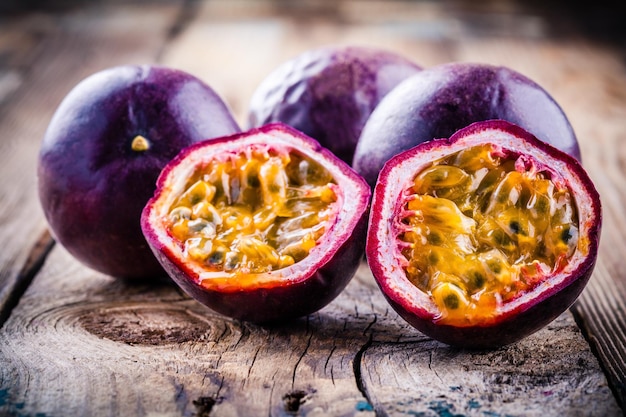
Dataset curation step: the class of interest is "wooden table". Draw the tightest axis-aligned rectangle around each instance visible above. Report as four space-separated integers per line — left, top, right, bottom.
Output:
1 1 625 416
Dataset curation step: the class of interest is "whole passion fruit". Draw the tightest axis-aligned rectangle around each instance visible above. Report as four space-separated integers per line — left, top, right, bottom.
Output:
38 65 240 279
367 120 601 349
353 62 580 187
141 123 371 322
247 45 422 165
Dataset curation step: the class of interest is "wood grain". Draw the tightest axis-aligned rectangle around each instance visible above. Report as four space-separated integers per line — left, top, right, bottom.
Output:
1 246 620 416
0 1 625 416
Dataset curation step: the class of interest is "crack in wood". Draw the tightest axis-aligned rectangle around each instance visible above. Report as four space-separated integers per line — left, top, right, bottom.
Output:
244 346 262 389
323 344 337 376
291 332 313 388
353 332 374 414
0 229 54 328
428 349 444 385
571 301 626 411
363 314 378 336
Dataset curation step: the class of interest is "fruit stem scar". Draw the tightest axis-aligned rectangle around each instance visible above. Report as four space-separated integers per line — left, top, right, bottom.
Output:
131 135 150 152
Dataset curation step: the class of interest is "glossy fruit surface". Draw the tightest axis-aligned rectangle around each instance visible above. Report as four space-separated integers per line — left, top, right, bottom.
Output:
248 45 422 164
353 62 580 187
367 120 601 348
38 65 240 279
141 123 371 322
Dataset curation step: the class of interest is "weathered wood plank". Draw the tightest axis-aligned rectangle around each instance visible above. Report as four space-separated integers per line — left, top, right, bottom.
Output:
1 246 620 416
361 317 617 416
0 1 625 416
0 1 186 324
0 247 370 417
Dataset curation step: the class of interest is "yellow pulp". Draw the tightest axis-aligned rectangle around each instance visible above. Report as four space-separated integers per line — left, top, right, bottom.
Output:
166 146 337 276
400 144 579 325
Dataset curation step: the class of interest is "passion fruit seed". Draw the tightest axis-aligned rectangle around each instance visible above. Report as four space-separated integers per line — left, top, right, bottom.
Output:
399 143 579 325
165 145 338 276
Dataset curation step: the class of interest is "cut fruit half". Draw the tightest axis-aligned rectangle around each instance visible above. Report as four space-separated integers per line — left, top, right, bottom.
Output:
367 120 601 348
142 123 370 322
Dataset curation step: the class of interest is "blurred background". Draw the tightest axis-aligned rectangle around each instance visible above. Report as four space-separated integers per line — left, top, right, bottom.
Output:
0 0 624 126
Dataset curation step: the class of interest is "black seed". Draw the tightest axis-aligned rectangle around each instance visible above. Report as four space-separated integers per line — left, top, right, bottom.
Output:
494 230 510 247
471 272 485 289
207 250 225 265
224 254 240 271
428 251 439 264
444 293 460 310
247 174 260 187
428 232 442 245
488 261 502 274
431 171 447 184
509 221 520 234
561 227 572 243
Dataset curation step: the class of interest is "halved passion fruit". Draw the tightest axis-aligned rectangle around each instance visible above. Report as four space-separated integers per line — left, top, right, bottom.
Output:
141 123 370 322
367 120 601 348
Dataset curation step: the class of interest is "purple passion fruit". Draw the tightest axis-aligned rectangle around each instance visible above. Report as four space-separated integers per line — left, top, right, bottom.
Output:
38 65 240 279
353 62 580 187
141 123 371 322
367 120 601 349
247 45 422 165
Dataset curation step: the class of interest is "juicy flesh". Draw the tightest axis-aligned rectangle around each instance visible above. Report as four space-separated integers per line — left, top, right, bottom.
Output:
166 146 338 276
399 144 579 325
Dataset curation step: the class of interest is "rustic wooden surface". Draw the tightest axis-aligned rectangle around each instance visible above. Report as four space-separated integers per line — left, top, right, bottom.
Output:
1 1 625 416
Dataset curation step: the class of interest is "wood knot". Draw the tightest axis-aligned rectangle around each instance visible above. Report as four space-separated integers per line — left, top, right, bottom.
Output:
78 303 214 345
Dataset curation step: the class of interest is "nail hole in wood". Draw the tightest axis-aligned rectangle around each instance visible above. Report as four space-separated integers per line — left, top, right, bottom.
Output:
283 390 307 414
193 396 216 417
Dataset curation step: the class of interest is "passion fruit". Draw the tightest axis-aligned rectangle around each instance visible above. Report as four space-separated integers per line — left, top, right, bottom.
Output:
247 45 422 165
353 62 581 187
141 123 371 322
38 65 240 279
367 120 601 349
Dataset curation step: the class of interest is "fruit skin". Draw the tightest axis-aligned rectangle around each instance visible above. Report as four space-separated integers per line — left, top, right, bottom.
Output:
353 62 581 187
247 46 422 165
141 123 371 322
367 120 601 349
38 65 240 279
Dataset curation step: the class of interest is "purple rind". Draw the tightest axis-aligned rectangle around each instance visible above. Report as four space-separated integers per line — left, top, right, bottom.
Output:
141 123 371 322
38 65 240 279
353 62 581 188
248 45 422 165
367 120 601 349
